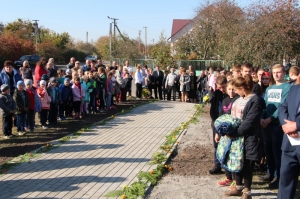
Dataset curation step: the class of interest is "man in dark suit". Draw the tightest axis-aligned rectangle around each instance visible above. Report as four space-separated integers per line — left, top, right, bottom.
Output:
277 84 300 199
153 66 164 100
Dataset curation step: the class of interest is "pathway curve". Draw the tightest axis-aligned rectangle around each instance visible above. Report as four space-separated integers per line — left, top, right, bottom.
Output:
0 101 195 199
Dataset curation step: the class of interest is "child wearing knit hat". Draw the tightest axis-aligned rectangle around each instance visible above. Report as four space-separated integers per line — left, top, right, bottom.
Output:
0 85 16 138
13 81 30 135
25 79 41 132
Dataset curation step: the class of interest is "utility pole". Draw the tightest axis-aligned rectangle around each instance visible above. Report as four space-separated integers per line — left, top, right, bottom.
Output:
109 23 112 64
138 30 141 53
32 20 39 51
152 39 154 45
143 27 147 59
108 16 119 41
86 32 88 43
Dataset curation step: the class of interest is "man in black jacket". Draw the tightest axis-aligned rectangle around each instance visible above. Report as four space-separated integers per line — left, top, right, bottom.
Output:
209 76 228 174
153 66 164 100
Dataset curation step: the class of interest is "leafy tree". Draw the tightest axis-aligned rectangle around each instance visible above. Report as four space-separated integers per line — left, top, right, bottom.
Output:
94 36 110 60
0 34 35 62
112 34 140 60
151 32 174 68
4 18 36 41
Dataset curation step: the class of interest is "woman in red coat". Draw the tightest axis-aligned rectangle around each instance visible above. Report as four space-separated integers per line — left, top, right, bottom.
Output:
34 57 48 87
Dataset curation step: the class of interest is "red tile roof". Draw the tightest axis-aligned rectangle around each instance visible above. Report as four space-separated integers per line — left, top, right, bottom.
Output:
170 19 192 38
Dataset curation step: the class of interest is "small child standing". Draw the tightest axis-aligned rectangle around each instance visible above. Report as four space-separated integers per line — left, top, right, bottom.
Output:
59 78 73 120
215 80 238 187
0 85 16 138
13 81 30 135
47 77 61 125
25 79 41 132
81 75 93 115
106 72 113 110
72 77 84 119
37 80 51 129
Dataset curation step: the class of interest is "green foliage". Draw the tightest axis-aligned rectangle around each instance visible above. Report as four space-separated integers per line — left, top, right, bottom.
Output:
150 152 167 165
150 32 174 68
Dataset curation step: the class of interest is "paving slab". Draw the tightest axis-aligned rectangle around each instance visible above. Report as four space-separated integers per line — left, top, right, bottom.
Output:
0 101 195 199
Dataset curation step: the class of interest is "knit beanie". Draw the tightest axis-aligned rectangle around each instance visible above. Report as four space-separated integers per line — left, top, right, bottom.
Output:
50 77 57 83
40 80 47 86
64 78 70 82
17 80 25 87
1 84 10 92
25 79 33 86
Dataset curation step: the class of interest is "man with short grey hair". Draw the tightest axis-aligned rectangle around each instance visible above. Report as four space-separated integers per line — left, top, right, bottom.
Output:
165 68 177 101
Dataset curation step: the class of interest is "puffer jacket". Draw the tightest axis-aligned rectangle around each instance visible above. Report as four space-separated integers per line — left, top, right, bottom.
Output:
72 84 85 101
37 88 51 109
0 93 16 116
0 69 22 88
13 90 30 114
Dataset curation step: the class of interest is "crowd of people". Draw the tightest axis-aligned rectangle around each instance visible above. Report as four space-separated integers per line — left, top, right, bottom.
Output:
206 63 300 199
1 56 300 198
0 57 138 138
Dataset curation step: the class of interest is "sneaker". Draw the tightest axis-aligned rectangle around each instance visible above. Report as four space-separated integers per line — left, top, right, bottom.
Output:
4 135 10 139
241 188 252 199
18 132 25 136
224 187 243 196
258 174 273 182
111 106 117 109
24 127 30 132
105 108 111 111
229 180 236 190
217 178 233 186
268 178 279 189
100 109 105 113
42 126 48 129
209 167 222 175
60 117 66 121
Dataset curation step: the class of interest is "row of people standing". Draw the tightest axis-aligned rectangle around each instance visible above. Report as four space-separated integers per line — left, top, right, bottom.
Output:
207 63 300 199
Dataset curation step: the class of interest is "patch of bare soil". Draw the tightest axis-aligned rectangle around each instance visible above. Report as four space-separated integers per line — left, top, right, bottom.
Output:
169 145 214 177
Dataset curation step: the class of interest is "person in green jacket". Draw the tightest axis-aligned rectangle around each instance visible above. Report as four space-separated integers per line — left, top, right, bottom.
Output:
260 64 291 189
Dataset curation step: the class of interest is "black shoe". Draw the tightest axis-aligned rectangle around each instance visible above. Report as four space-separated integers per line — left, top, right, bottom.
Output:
259 174 273 182
209 167 222 175
269 178 279 189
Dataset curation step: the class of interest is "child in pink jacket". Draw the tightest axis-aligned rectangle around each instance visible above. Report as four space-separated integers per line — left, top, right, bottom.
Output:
72 77 85 119
37 80 51 129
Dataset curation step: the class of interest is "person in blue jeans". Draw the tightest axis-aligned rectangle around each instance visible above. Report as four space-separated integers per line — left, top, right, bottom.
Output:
13 81 30 135
260 64 291 189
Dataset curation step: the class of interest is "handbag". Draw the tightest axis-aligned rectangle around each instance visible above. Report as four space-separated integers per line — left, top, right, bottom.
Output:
216 136 244 172
113 83 121 95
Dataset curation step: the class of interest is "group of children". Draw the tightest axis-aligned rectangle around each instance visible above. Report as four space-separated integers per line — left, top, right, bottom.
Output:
0 59 135 139
207 63 300 199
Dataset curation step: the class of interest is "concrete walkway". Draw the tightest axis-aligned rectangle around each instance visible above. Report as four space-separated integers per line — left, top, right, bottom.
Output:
0 101 195 199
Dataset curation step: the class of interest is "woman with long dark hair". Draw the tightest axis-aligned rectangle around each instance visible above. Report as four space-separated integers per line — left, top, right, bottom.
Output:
223 74 265 199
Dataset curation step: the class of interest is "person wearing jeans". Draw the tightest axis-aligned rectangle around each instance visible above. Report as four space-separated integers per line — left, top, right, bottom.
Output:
13 81 30 135
135 64 143 99
260 64 291 189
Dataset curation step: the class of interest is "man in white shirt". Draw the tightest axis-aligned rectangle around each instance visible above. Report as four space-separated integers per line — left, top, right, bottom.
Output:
134 64 143 99
165 68 177 101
